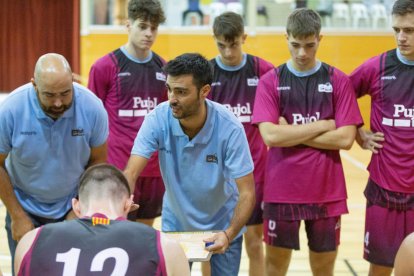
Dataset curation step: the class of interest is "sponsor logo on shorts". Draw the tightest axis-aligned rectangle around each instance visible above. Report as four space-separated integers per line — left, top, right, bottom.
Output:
206 154 218 164
71 129 84 136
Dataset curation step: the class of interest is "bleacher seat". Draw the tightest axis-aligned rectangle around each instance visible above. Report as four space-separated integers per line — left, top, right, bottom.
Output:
209 2 226 24
332 3 351 27
351 3 370 28
226 2 244 15
370 3 389 28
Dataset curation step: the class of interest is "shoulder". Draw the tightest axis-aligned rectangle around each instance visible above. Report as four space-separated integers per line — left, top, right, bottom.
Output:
15 227 42 273
151 52 167 66
74 83 104 106
207 100 243 129
0 83 32 116
91 51 118 69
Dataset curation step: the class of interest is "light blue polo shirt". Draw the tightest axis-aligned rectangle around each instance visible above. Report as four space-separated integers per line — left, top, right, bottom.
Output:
132 99 253 236
0 82 108 219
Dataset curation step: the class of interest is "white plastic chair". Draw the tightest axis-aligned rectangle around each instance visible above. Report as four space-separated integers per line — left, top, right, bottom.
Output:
370 3 389 28
332 3 351 27
351 3 370 28
209 2 226 25
226 2 244 16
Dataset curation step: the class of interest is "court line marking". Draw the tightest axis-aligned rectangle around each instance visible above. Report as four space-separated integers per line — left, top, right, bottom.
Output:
340 150 367 171
344 259 359 276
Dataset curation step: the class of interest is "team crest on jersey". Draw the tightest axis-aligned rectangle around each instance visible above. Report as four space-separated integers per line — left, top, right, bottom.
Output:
206 154 218 164
156 72 166 81
318 82 333 93
247 77 259 86
71 129 84 136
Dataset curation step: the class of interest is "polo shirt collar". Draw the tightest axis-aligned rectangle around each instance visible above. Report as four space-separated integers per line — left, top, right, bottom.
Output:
171 99 216 144
30 84 75 120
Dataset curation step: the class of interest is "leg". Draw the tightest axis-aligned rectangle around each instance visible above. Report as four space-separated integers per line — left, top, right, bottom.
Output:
210 236 243 276
368 264 392 276
265 244 292 276
309 249 338 276
305 217 341 276
5 212 17 276
201 261 211 276
244 224 265 276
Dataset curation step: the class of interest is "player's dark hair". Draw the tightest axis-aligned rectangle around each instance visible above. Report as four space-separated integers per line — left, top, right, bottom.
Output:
286 8 321 38
79 164 131 199
392 0 414 16
213 12 244 42
128 0 166 25
163 53 213 90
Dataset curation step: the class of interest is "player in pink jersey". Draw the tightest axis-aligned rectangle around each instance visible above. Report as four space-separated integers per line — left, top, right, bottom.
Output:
349 0 414 274
253 8 362 276
207 11 274 276
88 0 166 227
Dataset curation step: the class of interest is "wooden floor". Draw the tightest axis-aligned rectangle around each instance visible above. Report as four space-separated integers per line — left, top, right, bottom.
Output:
0 143 374 275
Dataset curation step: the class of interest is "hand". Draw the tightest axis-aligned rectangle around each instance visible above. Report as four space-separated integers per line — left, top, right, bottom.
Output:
359 130 385 154
203 231 230 254
11 213 34 242
278 116 288 125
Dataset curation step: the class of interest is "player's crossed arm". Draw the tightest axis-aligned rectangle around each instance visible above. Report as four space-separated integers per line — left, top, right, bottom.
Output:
258 118 336 148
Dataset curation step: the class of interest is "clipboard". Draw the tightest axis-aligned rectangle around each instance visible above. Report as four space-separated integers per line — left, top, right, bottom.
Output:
163 231 215 262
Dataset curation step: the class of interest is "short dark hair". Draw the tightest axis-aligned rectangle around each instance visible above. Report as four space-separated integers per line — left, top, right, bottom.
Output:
163 53 213 90
213 12 244 42
128 0 166 25
392 0 414 16
79 164 131 200
286 8 321 38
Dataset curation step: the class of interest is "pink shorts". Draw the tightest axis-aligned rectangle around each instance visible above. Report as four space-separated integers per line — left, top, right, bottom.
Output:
128 177 165 220
364 203 414 267
263 216 341 252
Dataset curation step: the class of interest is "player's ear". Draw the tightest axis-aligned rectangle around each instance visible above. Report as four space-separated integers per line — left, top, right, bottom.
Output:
72 198 82 218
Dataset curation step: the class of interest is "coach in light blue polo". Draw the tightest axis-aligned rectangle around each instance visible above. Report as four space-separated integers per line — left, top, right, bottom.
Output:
126 53 255 276
0 53 108 274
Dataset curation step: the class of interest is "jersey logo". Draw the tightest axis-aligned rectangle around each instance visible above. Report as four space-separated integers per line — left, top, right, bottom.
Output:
156 72 166 81
119 97 158 117
71 129 84 136
292 112 321 125
382 104 414 127
277 86 291 91
381 75 396 80
206 154 218 164
92 216 110 226
318 82 333 93
223 103 252 123
247 77 259 86
211 82 221 86
118 72 131 77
